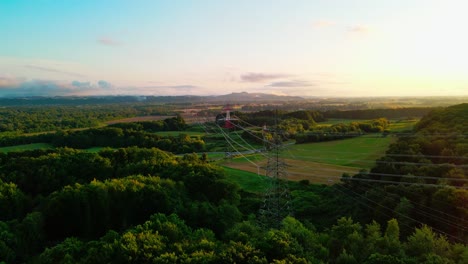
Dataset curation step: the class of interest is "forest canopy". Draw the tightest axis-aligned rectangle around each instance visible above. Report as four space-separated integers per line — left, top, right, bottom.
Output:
0 103 466 263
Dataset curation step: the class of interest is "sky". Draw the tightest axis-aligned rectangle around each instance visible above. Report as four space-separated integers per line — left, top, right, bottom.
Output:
1 0 468 97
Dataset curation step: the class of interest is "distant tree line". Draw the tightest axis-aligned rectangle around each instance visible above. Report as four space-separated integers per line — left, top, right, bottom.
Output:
234 110 325 127
0 116 205 154
295 118 390 143
323 107 433 120
0 104 175 133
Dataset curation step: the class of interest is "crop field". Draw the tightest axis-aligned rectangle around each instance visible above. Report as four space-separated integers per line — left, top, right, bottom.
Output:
283 135 395 168
221 133 394 184
223 156 360 185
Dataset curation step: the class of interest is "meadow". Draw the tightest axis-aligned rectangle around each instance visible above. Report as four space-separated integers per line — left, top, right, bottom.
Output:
220 133 397 184
0 143 53 152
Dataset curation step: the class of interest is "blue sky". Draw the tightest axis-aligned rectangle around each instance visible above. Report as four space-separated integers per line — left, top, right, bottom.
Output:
1 0 467 97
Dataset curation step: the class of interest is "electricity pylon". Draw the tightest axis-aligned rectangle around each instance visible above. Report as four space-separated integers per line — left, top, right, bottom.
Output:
258 127 291 229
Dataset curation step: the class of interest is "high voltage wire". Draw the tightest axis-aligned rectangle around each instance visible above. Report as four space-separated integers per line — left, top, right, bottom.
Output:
384 153 468 160
212 112 467 240
333 183 467 243
279 166 468 189
215 120 467 188
234 116 468 167
281 150 466 212
282 149 468 184
214 123 261 175
378 187 468 225
234 116 468 137
284 165 468 186
332 183 466 243
337 179 468 232
287 149 468 160
281 153 468 168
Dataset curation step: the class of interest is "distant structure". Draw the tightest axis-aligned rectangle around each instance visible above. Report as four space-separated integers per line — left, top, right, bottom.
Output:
223 104 235 129
215 104 237 129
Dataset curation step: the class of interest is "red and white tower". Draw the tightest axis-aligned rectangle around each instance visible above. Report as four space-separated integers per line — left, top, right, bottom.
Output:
223 104 234 129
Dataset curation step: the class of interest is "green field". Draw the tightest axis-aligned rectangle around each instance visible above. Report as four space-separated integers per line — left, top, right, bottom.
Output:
388 119 418 132
84 147 111 153
223 166 269 193
317 119 361 126
220 134 394 186
0 143 53 152
284 135 394 168
222 134 395 169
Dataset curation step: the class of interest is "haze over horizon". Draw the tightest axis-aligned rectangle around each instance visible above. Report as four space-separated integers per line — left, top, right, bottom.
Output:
1 0 467 98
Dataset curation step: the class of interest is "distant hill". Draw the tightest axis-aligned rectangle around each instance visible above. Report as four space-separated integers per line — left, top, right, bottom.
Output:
211 92 304 102
0 92 305 106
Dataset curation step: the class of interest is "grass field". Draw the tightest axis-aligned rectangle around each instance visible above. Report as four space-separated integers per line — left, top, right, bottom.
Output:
388 119 418 132
223 156 360 185
84 147 110 153
318 119 361 126
285 135 395 168
223 166 270 193
0 143 53 152
220 133 394 187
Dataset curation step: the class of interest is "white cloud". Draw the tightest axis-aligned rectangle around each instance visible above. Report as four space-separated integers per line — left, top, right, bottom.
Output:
240 72 289 82
97 37 121 46
268 80 314 87
348 25 373 34
312 19 336 29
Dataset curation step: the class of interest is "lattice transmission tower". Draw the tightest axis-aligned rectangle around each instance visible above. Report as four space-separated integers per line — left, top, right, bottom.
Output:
258 124 292 229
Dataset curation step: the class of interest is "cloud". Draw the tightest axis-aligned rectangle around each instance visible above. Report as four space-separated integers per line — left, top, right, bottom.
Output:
24 65 85 77
98 37 121 46
0 79 74 97
0 77 204 97
71 81 92 89
240 72 289 82
312 20 336 29
98 80 113 89
0 79 118 97
268 80 314 87
348 25 372 34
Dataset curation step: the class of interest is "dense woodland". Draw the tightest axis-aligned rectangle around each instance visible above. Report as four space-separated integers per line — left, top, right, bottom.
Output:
0 105 174 133
0 103 466 263
349 103 468 241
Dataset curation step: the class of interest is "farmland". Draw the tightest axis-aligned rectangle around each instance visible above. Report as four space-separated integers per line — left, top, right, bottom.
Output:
219 118 416 184
220 134 392 184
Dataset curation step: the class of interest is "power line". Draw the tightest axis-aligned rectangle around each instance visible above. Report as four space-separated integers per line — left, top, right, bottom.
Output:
332 183 465 243
338 179 468 232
